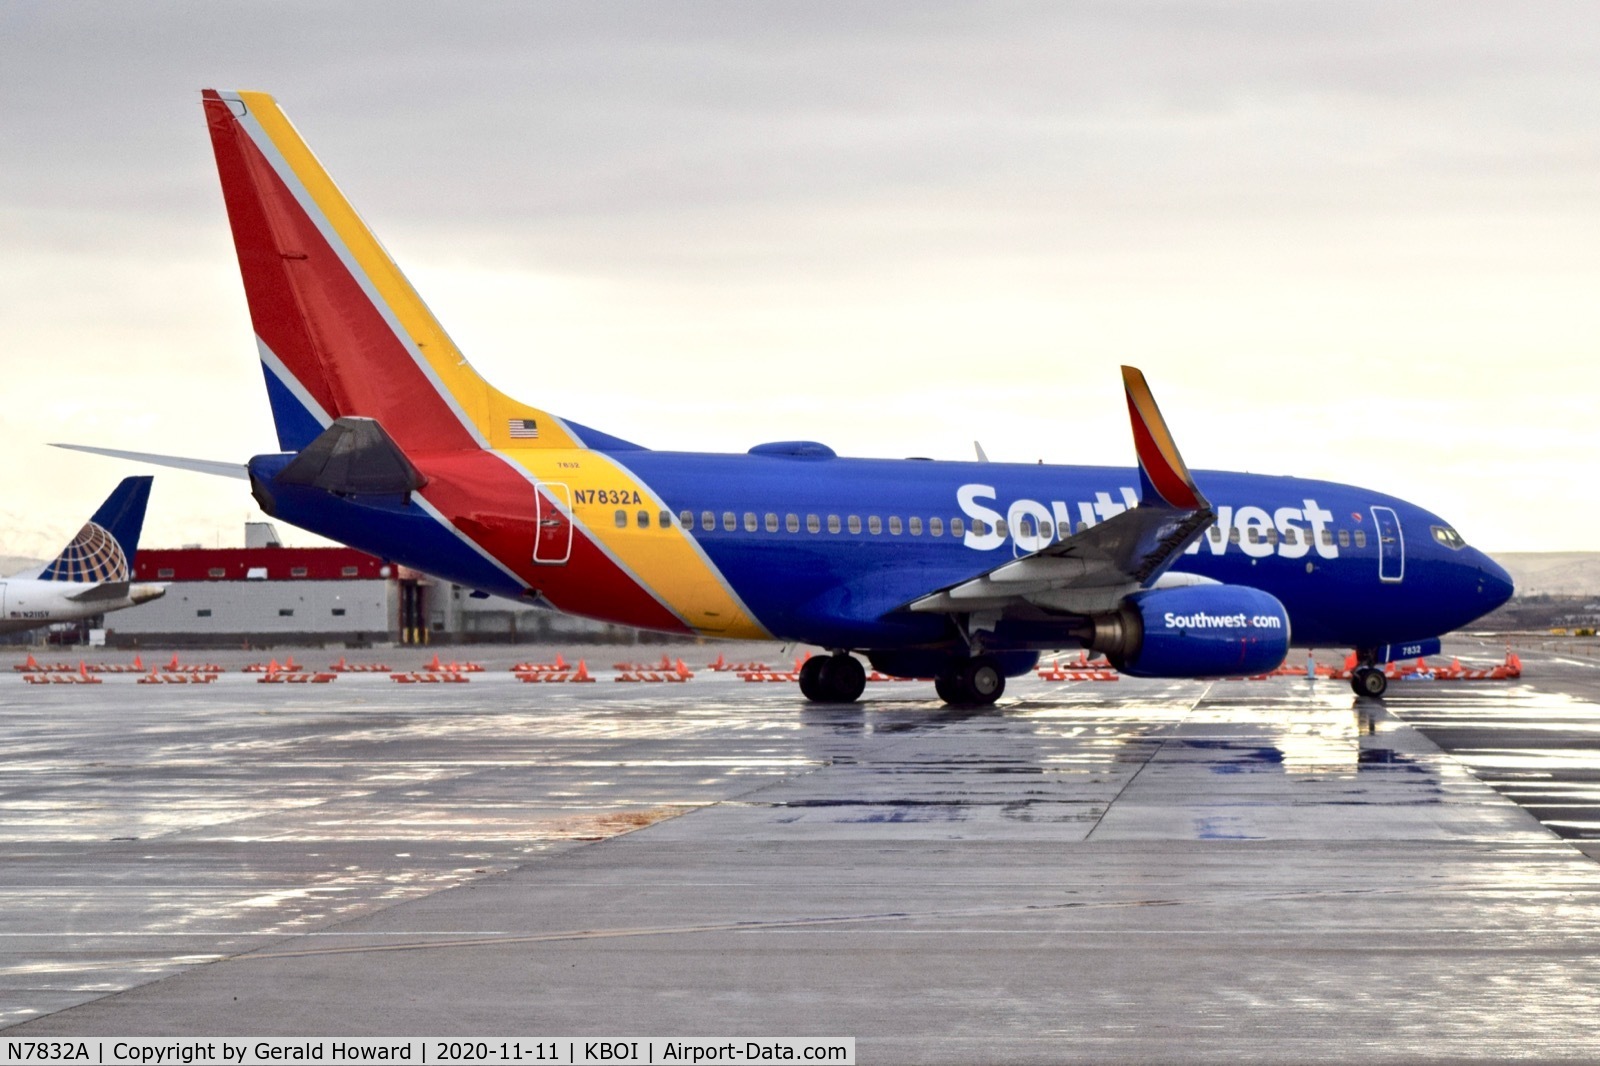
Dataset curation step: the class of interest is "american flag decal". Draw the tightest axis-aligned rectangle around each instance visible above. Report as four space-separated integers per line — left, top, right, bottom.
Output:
508 418 540 440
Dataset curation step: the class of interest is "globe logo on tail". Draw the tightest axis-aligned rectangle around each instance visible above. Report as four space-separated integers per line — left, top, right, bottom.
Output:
42 522 129 584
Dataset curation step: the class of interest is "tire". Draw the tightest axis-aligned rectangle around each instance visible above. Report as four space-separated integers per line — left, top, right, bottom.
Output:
936 656 1006 706
1352 666 1388 699
961 656 1005 705
823 653 866 703
798 656 828 702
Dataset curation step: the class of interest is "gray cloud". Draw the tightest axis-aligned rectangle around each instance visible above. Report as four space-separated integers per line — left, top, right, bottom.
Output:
2 1 1598 549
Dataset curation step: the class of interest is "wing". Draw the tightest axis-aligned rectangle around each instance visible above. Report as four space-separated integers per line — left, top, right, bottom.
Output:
909 366 1215 617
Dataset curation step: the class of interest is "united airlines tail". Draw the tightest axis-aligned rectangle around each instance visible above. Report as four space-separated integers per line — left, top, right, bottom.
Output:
35 476 154 584
200 89 584 456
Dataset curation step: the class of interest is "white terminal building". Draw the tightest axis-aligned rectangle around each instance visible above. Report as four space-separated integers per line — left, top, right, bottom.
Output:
111 523 629 648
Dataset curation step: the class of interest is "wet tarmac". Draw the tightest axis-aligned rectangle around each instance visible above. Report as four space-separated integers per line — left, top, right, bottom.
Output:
2 639 1599 1063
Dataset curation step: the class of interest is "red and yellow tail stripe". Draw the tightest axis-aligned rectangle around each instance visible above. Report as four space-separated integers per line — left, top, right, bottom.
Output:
205 89 768 638
205 89 581 453
1121 365 1205 511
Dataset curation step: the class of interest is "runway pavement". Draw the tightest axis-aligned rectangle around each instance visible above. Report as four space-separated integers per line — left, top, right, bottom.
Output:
2 638 1598 1063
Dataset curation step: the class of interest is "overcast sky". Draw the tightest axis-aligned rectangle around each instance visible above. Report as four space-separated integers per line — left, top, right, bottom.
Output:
2 2 1597 558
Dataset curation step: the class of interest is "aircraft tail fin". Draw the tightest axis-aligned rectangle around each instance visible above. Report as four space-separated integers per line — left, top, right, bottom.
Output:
200 89 585 456
36 476 153 584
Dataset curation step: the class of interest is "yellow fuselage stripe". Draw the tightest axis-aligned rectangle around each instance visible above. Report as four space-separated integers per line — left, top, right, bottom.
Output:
503 449 769 639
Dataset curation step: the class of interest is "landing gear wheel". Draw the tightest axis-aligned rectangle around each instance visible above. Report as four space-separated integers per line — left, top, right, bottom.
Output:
822 653 866 703
800 653 866 703
960 656 1005 705
798 656 828 702
1352 666 1388 699
936 655 1006 706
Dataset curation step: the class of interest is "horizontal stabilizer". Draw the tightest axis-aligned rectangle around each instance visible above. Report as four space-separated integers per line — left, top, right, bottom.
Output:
67 581 131 603
276 417 427 495
50 443 248 480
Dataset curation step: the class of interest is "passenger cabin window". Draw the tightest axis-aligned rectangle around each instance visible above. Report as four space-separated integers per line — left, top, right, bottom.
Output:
996 519 1008 537
1283 528 1298 545
828 515 842 534
1017 517 1034 539
1228 528 1241 545
681 510 694 529
888 516 902 535
743 512 757 532
951 518 965 537
615 509 628 528
1040 519 1053 539
1266 529 1279 545
1209 528 1223 542
660 510 672 528
806 514 820 533
765 513 779 532
723 512 737 531
1246 529 1260 544
701 511 714 532
1354 530 1367 548
909 517 923 535
972 519 988 536
786 514 800 533
638 510 651 529
930 517 944 537
1338 530 1351 548
1321 530 1334 546
848 516 862 534
868 516 882 535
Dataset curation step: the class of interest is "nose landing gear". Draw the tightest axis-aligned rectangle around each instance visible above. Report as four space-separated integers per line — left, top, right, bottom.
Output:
1351 649 1388 698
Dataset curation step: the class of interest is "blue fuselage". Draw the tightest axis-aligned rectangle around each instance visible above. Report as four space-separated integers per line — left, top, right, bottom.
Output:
253 446 1514 659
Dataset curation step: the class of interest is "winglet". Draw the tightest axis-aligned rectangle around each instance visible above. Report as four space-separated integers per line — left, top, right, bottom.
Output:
1121 366 1206 511
37 476 153 583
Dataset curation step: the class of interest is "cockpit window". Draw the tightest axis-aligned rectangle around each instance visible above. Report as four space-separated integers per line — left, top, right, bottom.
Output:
1431 525 1466 550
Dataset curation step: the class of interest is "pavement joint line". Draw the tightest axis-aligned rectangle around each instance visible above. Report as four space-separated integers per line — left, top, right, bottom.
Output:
234 883 1445 961
1082 682 1209 841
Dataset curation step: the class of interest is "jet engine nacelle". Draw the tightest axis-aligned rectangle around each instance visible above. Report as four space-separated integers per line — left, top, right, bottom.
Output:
1090 585 1290 679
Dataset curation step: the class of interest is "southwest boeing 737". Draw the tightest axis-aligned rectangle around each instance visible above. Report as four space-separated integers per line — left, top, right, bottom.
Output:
0 477 164 634
61 90 1514 701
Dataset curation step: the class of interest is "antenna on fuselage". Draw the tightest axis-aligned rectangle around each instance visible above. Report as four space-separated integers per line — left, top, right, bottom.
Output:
973 441 990 463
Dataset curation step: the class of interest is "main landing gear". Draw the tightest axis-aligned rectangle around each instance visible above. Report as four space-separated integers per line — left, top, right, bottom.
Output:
934 655 1005 707
798 652 867 704
796 651 1007 706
